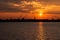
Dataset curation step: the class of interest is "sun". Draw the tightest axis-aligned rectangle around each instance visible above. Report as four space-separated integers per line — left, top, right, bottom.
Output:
39 11 43 16
39 12 43 16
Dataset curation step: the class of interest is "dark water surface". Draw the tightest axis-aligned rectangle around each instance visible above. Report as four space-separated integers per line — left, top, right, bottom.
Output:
0 22 60 40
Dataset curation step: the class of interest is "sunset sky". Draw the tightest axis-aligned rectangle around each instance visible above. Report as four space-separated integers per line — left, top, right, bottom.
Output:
0 0 60 19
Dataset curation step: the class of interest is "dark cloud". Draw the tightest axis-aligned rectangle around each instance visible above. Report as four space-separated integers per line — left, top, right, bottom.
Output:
0 3 33 13
39 0 60 5
0 0 60 13
0 0 41 13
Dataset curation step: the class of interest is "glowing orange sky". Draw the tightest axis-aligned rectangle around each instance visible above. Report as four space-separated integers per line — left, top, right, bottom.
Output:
0 12 60 19
0 1 60 19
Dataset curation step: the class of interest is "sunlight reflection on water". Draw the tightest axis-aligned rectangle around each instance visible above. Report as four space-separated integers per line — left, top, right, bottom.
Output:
37 22 45 40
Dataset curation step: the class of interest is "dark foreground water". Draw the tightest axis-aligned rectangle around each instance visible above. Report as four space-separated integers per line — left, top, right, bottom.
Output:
0 22 60 40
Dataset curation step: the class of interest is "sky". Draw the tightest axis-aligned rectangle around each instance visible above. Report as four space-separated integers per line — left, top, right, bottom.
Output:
0 0 60 19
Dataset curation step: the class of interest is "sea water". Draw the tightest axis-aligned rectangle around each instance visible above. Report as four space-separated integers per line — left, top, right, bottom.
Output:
0 22 60 40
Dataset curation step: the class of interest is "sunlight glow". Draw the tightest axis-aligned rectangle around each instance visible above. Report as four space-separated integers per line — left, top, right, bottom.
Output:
13 4 20 7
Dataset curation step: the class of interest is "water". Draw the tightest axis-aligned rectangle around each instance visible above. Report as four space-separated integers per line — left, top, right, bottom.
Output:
0 22 60 40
